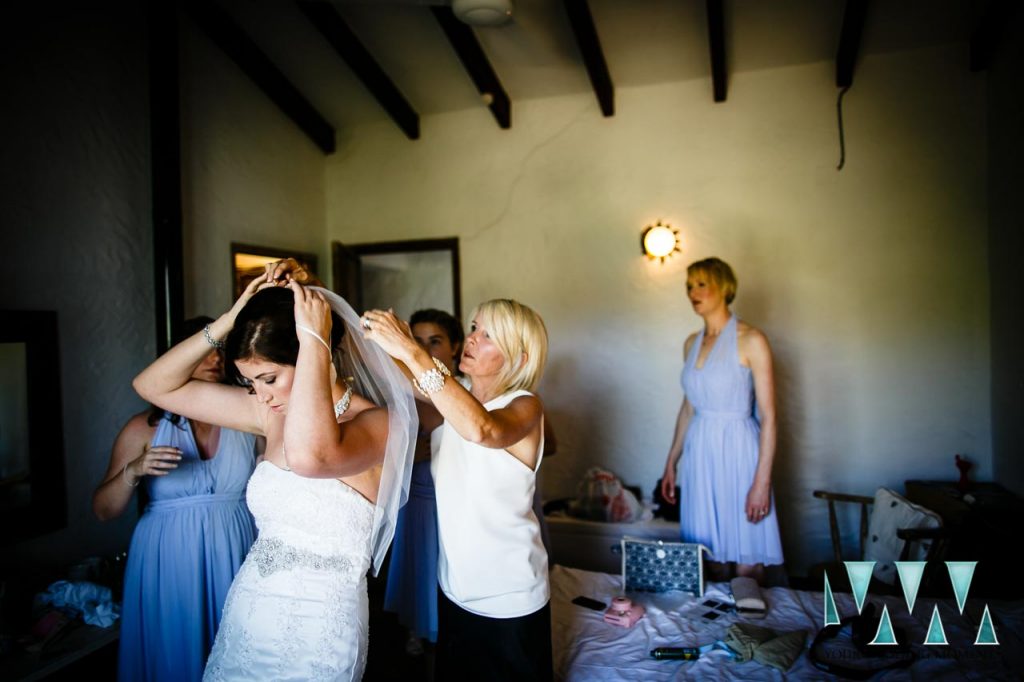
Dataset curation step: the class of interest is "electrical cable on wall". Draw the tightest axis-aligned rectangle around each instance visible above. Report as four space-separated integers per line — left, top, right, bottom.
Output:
836 85 851 170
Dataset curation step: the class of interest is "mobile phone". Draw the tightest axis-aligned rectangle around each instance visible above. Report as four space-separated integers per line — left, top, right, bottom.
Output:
571 596 607 611
701 610 722 620
701 599 723 609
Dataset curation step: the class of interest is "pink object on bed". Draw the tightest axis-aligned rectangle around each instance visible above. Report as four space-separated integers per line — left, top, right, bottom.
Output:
602 597 645 627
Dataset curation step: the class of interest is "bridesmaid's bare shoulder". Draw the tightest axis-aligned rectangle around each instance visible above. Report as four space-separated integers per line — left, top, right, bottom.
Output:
737 320 768 342
683 332 699 359
736 322 772 365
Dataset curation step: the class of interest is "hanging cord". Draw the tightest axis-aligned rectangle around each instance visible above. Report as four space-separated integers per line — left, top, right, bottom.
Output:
836 85 851 170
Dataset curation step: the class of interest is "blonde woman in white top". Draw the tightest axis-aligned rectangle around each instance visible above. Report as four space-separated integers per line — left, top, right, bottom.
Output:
363 299 552 682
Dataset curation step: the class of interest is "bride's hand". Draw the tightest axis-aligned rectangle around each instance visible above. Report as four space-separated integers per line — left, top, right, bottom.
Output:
266 258 323 287
361 309 418 364
224 275 276 326
289 280 332 350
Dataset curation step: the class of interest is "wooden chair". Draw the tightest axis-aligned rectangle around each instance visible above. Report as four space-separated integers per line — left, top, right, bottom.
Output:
811 489 950 596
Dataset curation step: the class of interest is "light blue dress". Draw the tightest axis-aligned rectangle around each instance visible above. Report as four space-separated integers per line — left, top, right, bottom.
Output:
679 316 784 566
118 414 258 682
383 457 439 643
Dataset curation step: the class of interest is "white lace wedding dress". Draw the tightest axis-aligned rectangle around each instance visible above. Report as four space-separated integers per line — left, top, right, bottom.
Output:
204 460 374 681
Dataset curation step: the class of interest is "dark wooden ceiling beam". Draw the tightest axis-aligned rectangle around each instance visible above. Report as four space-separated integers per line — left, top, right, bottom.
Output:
296 1 420 140
563 0 614 116
431 6 511 129
185 0 335 154
970 1 1015 72
706 0 727 102
835 0 868 88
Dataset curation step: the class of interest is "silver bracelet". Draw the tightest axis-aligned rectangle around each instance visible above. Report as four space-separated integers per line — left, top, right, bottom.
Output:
203 324 225 349
413 357 451 397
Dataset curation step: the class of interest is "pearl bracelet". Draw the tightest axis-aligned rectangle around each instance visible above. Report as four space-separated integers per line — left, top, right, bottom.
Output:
413 357 451 397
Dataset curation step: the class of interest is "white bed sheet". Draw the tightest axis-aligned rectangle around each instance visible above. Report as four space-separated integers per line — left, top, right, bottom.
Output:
550 564 1024 681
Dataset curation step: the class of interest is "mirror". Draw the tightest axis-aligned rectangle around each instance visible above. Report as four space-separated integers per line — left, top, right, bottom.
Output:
231 242 319 299
0 310 66 544
332 238 461 322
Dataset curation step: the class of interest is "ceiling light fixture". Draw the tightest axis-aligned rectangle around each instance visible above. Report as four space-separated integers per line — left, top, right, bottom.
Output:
452 0 513 26
641 220 680 262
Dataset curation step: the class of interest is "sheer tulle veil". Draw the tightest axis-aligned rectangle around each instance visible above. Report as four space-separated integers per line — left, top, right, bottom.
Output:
315 287 417 576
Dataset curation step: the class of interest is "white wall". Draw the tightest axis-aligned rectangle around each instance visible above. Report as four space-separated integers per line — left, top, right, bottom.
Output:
180 20 327 318
325 45 989 573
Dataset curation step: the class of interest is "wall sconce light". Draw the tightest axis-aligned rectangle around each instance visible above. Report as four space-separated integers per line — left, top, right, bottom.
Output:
641 220 680 262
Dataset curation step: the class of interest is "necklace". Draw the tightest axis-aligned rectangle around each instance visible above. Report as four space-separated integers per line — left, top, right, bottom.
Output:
282 386 354 471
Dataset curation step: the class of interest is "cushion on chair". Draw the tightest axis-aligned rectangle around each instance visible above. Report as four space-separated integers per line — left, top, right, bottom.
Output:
864 488 942 585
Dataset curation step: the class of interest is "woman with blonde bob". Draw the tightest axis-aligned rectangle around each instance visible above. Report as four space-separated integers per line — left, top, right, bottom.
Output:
363 299 553 682
661 257 784 585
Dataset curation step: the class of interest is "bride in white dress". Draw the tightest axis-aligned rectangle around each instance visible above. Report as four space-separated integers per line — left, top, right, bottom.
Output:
133 263 416 681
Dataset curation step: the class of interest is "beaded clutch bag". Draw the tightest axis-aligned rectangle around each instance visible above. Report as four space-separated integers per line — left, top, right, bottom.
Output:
621 536 708 595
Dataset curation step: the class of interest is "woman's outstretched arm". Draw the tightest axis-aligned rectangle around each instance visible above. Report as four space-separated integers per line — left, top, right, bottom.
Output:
363 309 543 468
133 277 267 434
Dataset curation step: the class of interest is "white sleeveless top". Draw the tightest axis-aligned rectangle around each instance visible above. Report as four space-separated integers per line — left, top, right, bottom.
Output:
431 389 549 618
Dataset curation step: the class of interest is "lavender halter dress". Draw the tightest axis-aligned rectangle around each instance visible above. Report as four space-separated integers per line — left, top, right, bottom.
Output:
679 316 784 566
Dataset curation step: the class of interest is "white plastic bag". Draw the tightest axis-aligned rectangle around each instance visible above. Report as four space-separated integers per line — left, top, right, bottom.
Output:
568 467 644 522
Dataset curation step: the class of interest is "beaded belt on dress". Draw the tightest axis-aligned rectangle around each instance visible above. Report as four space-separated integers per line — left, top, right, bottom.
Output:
249 536 356 577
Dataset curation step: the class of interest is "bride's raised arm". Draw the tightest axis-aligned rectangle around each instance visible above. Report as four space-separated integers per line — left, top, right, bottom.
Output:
280 280 388 479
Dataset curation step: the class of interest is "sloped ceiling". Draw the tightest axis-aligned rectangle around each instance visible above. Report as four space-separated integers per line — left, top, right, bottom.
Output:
198 0 979 140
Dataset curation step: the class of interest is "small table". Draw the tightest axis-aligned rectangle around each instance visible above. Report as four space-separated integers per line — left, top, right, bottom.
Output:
904 480 1024 598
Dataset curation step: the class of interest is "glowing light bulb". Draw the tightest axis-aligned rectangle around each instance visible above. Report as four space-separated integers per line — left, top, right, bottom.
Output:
642 224 678 259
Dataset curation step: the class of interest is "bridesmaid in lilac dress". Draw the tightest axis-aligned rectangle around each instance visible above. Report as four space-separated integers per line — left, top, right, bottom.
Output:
93 317 258 681
661 258 784 584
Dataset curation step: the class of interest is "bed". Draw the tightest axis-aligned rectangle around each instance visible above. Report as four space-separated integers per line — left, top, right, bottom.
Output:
550 564 1024 680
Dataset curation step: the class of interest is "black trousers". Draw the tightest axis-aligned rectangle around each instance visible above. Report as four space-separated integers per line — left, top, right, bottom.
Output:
435 589 553 682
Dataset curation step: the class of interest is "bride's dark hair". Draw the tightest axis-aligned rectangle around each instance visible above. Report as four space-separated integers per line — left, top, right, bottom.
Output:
224 286 345 385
